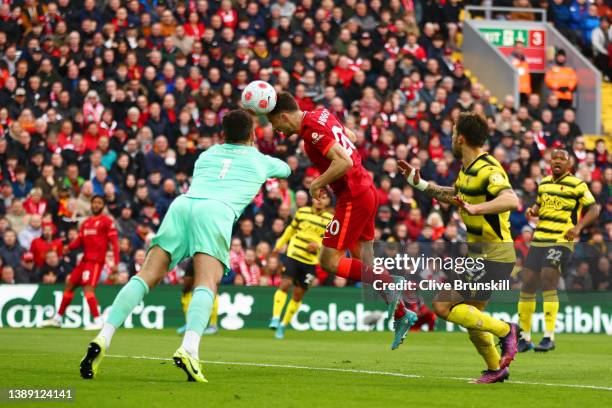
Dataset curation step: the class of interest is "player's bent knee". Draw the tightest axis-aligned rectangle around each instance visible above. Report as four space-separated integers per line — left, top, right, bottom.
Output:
432 301 451 318
319 247 342 274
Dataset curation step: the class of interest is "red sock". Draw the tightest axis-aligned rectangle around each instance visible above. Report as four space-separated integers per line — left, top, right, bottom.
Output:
337 257 407 311
394 304 406 320
84 292 100 318
57 290 74 316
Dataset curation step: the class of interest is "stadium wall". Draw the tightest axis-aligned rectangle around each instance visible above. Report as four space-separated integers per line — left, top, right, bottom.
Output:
1 285 612 334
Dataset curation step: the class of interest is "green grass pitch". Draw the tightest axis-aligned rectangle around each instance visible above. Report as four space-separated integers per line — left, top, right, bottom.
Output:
1 328 611 407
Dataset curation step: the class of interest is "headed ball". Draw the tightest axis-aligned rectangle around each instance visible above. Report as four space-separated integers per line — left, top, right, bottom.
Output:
241 80 277 115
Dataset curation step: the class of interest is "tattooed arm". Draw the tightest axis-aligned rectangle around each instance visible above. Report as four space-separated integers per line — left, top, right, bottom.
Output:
398 160 459 205
424 184 458 204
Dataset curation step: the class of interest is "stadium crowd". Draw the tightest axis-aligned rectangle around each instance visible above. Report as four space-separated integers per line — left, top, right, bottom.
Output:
0 0 610 291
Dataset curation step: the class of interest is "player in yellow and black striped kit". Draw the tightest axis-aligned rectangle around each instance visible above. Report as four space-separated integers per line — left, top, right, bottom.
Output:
269 193 333 339
518 149 600 353
399 112 520 384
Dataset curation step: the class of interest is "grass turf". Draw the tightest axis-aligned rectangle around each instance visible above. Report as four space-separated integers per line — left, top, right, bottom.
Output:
0 328 611 407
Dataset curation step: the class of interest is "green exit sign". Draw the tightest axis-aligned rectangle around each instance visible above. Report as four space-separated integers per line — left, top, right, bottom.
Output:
479 28 530 46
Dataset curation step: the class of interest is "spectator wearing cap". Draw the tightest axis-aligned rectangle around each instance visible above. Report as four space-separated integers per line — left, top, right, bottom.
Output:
29 222 62 268
116 203 137 239
0 228 24 269
14 251 36 283
10 88 28 119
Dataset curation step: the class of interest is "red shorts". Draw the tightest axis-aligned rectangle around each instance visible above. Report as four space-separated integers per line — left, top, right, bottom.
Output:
68 260 104 287
323 184 378 250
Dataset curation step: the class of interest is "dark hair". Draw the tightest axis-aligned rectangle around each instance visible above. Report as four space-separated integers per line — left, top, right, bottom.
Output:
267 91 299 117
551 148 570 158
91 194 105 204
222 109 254 144
455 112 488 147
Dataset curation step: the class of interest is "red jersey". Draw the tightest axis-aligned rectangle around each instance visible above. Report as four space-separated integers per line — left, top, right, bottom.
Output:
301 109 373 197
68 214 119 264
29 237 63 267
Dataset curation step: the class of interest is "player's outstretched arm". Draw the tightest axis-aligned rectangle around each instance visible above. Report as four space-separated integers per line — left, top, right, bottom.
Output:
310 143 353 198
397 159 458 205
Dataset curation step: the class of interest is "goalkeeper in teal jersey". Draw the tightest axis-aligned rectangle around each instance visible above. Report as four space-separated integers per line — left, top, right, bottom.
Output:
79 110 291 383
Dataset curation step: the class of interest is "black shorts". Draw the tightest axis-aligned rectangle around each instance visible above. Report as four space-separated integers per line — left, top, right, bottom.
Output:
456 260 514 301
283 257 316 288
524 245 571 273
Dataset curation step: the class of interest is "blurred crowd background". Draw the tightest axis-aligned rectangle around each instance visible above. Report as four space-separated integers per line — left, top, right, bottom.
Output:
0 0 610 290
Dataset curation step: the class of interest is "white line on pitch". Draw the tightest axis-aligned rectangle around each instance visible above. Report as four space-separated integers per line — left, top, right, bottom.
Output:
106 354 612 392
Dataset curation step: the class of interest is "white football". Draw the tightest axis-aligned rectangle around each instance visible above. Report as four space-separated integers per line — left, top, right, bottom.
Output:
241 80 277 115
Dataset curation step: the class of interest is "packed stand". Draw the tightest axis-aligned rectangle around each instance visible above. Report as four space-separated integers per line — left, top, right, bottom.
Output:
0 0 609 290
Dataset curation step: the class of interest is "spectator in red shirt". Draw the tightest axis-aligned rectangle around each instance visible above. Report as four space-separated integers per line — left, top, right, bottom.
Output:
29 222 63 268
23 188 47 215
405 207 425 241
217 0 238 29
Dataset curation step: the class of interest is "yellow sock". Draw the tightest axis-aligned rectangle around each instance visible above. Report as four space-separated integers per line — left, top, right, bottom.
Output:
518 292 536 341
181 291 192 316
447 303 510 338
468 329 501 371
272 289 288 319
543 290 559 340
281 299 302 327
209 295 219 327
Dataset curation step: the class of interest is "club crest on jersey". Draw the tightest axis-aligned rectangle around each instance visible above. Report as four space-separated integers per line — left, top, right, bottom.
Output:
311 132 322 144
489 172 505 185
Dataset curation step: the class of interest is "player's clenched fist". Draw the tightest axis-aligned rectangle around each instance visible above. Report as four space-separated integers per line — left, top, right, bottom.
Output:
398 160 428 191
526 206 539 218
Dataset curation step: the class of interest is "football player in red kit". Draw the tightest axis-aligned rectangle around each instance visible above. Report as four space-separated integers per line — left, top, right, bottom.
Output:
267 92 417 349
42 195 119 330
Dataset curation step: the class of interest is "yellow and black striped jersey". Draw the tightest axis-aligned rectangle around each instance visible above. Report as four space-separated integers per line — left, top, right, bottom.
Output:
274 206 333 265
455 152 516 263
532 173 596 247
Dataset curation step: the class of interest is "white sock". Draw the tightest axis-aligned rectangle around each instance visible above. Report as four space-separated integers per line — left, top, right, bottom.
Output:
521 331 531 342
181 330 201 360
99 323 116 349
